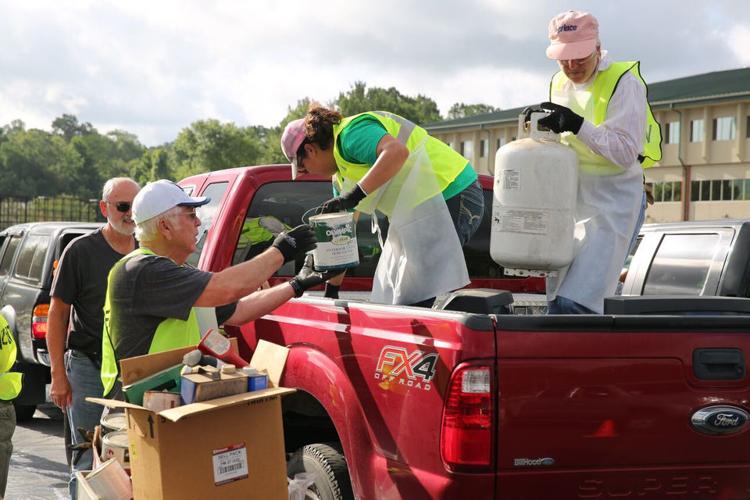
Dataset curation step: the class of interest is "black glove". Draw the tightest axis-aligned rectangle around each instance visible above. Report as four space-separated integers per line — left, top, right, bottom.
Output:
521 105 545 125
538 102 584 134
272 224 316 263
289 255 338 297
319 184 367 214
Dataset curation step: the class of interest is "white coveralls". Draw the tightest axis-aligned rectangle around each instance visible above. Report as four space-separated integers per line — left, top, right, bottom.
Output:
546 52 647 314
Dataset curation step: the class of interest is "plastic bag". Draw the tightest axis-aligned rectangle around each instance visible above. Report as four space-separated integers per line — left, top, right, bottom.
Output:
288 472 315 500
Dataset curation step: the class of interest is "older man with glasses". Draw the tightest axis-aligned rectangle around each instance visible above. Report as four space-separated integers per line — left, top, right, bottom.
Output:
47 177 140 498
99 180 329 401
529 10 662 315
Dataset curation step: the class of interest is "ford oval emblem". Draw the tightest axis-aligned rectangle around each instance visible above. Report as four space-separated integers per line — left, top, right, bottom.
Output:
691 405 750 435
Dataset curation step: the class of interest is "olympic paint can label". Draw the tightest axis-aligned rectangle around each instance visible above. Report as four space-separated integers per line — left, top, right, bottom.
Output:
309 212 359 271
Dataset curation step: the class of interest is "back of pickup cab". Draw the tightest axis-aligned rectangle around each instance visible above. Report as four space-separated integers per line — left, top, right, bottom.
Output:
181 166 750 499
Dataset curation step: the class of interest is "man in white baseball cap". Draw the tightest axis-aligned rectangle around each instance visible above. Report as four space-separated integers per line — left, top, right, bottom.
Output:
532 10 662 315
99 179 329 396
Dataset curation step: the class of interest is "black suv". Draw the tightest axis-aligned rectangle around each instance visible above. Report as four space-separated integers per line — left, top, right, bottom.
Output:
0 222 102 420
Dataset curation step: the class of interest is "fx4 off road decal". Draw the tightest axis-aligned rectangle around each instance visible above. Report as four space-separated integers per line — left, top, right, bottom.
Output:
374 346 438 392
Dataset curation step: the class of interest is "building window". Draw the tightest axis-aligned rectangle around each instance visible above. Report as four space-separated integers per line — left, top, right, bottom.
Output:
497 137 507 150
699 180 711 201
665 121 680 144
691 180 700 201
479 139 487 158
447 142 454 150
747 116 750 138
460 140 474 160
731 179 745 200
652 181 682 202
690 119 704 142
712 116 736 141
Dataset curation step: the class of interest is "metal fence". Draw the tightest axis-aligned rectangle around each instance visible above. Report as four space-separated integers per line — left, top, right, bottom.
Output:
0 195 104 231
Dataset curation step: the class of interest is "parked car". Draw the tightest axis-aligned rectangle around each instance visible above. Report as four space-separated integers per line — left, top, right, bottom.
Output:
620 219 750 298
0 221 102 421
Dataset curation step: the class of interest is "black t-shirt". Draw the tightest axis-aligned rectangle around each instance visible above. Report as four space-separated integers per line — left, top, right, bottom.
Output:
51 229 131 356
107 253 236 360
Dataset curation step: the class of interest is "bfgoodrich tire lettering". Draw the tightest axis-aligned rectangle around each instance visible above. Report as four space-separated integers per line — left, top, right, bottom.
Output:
287 442 353 500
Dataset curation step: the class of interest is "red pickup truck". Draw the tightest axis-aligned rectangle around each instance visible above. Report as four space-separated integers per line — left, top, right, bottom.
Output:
180 165 750 500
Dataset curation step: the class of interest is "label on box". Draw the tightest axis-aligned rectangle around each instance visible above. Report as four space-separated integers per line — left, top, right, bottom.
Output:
212 443 248 485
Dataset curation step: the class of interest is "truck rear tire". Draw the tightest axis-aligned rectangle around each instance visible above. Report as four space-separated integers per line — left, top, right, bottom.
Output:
13 402 37 422
287 442 353 500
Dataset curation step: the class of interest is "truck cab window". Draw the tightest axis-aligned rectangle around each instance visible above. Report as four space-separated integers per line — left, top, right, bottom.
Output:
234 181 388 278
186 181 229 268
642 233 720 295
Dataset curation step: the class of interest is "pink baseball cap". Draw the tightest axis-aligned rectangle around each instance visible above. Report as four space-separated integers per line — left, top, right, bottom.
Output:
546 11 599 60
281 118 307 180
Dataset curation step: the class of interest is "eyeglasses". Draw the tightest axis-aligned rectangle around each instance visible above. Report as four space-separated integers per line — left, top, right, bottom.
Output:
174 210 199 222
106 201 132 213
560 51 597 66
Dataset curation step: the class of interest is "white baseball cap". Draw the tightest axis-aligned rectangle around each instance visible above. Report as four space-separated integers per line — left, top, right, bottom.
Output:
133 180 210 224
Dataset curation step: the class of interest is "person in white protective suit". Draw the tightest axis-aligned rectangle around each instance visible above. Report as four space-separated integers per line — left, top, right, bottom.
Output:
281 105 484 307
533 10 662 314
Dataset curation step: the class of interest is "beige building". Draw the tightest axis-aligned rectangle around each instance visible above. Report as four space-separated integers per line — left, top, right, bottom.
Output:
426 67 750 222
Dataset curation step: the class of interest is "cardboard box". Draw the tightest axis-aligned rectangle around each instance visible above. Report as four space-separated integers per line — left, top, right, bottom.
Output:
181 367 248 404
88 340 294 500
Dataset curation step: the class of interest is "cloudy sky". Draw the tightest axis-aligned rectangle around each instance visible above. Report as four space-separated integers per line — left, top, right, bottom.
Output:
1 0 749 146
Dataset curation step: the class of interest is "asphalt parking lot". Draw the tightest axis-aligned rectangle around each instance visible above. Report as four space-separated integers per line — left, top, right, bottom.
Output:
8 404 69 499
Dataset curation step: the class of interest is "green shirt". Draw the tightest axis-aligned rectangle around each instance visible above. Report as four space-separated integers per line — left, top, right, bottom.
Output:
337 116 477 199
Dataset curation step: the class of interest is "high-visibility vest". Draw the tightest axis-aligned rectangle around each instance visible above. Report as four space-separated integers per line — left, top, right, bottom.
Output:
550 61 662 175
332 111 469 216
0 315 22 401
100 247 201 396
237 216 290 247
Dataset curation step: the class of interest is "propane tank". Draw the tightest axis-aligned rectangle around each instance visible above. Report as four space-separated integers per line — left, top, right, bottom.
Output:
490 112 578 273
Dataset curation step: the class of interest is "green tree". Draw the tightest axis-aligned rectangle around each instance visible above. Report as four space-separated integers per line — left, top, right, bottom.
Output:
0 129 83 197
447 103 500 120
336 82 441 125
170 119 264 179
52 114 95 141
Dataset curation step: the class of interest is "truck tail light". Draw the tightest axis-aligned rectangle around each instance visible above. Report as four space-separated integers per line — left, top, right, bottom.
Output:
32 304 49 339
441 364 495 470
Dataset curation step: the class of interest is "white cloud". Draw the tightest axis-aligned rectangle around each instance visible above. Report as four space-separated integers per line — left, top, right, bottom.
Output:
1 1 749 146
727 24 750 65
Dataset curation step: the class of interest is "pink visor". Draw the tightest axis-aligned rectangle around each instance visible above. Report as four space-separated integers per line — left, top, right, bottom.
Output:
281 118 306 180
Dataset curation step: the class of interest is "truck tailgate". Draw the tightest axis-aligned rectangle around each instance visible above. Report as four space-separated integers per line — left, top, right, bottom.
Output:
496 315 750 499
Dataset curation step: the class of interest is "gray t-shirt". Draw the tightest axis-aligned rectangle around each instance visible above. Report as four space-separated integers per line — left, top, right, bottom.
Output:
107 253 236 360
51 228 131 357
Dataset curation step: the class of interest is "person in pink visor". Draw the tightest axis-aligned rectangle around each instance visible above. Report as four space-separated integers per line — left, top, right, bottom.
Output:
280 106 484 306
534 10 662 315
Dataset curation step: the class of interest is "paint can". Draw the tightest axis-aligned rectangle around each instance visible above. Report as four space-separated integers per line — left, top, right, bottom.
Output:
100 412 127 436
143 390 182 412
100 431 130 471
309 212 359 271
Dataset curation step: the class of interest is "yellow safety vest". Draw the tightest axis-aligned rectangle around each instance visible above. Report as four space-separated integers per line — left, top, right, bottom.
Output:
0 315 22 401
100 247 201 396
332 111 469 216
550 61 662 175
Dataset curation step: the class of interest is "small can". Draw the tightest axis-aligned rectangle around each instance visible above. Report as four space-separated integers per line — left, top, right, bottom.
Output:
309 212 359 271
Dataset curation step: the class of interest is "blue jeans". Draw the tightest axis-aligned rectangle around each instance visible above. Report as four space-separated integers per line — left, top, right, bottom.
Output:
627 190 647 255
547 295 596 314
446 180 485 246
410 181 485 308
0 401 14 498
65 350 105 498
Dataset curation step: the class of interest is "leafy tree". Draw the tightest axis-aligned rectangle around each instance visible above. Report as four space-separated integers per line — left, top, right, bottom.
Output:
170 119 264 179
447 103 500 120
0 129 83 197
336 82 441 125
52 114 95 141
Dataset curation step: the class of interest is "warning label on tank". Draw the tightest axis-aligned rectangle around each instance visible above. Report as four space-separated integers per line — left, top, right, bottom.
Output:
493 208 549 235
499 170 521 190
